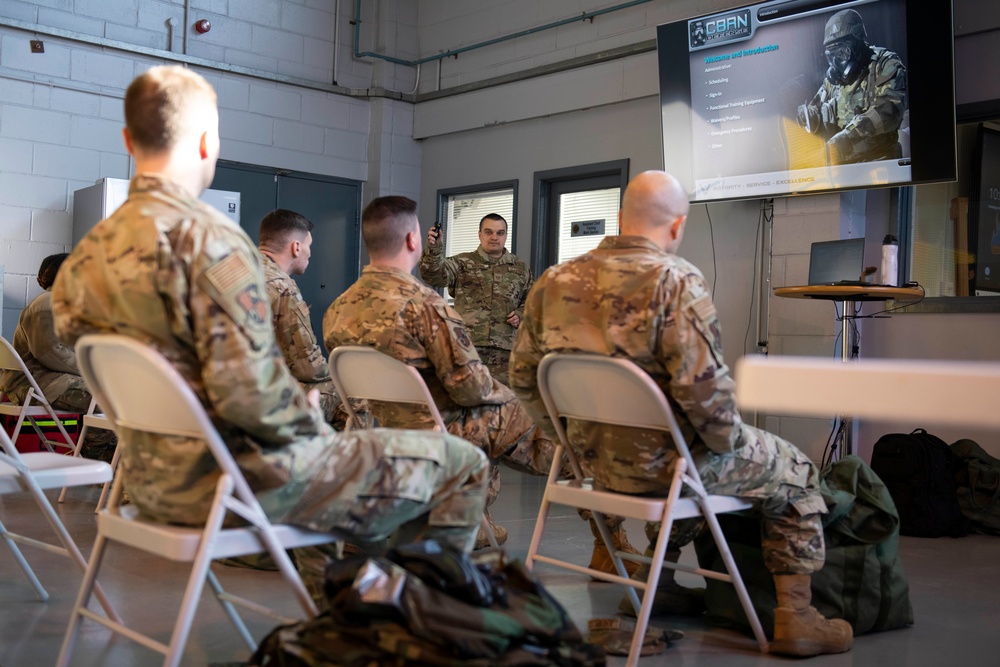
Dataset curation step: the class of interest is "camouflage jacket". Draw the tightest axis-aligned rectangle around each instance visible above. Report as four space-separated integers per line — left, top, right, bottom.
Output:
418 243 533 351
323 265 508 428
510 236 750 490
51 174 332 523
259 253 334 388
804 46 906 162
0 290 81 405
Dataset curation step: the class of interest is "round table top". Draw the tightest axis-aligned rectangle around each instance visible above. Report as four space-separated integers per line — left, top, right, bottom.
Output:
773 285 925 302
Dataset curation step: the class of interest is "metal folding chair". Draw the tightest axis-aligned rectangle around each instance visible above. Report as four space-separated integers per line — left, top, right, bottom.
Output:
328 345 499 549
0 336 81 455
525 353 768 666
56 397 119 509
0 413 117 619
58 335 339 667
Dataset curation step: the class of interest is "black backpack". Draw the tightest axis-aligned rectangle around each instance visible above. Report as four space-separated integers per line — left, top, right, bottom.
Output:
869 429 970 538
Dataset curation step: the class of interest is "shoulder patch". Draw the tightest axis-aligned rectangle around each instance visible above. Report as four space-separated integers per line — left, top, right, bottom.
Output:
688 293 717 323
205 251 256 296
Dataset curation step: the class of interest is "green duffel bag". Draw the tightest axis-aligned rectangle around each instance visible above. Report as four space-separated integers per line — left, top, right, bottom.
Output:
950 439 1000 535
694 455 914 636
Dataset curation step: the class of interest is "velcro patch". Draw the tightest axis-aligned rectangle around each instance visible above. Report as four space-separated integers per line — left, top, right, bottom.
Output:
205 251 256 296
688 293 717 323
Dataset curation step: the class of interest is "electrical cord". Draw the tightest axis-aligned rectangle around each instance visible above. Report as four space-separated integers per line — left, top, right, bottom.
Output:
743 204 765 354
705 203 718 300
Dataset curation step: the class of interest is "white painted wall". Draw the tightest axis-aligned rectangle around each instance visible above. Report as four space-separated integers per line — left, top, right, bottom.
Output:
0 1 422 336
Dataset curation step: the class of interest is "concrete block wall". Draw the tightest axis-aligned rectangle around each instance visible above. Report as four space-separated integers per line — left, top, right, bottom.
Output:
0 0 375 89
760 193 844 461
0 0 397 338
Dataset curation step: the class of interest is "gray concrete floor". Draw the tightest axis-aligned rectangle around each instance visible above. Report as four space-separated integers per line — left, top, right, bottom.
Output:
1 468 999 666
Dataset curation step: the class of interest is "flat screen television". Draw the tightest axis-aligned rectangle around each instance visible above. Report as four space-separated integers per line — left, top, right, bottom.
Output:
971 124 1000 295
657 0 957 203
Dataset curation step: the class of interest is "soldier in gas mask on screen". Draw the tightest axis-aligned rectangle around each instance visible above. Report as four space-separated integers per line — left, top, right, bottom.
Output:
796 9 906 165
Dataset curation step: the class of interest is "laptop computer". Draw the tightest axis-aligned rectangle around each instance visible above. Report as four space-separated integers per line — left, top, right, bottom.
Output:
807 238 882 286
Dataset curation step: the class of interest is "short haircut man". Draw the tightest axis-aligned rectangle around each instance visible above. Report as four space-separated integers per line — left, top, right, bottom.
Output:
259 208 314 249
52 66 488 568
479 213 506 231
361 196 417 257
418 208 532 386
324 195 561 550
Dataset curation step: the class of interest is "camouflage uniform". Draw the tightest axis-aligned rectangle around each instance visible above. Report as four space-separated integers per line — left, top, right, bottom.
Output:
799 47 906 164
0 291 115 455
0 290 91 411
323 265 557 512
51 174 488 553
418 243 533 385
259 252 363 430
509 236 828 574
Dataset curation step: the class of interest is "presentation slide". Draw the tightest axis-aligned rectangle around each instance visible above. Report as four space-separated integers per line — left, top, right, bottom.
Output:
676 0 911 201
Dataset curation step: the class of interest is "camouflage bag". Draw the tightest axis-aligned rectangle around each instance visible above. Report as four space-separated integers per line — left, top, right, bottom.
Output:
249 541 605 667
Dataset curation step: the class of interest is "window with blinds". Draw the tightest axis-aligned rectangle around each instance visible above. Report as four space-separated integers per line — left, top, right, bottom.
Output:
557 187 621 264
437 185 516 303
444 188 515 257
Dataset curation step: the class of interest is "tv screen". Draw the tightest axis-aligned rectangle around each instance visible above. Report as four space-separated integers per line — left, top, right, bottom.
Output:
971 125 1000 295
657 0 957 203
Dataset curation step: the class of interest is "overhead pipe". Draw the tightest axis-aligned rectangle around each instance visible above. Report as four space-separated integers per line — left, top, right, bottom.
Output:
353 0 655 67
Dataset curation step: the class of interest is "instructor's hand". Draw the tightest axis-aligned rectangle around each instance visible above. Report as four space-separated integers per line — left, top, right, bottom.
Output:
506 311 521 327
427 227 440 245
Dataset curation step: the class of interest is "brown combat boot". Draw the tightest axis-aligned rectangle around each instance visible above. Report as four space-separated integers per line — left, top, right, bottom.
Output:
617 549 706 616
771 574 853 657
474 511 508 550
588 520 642 579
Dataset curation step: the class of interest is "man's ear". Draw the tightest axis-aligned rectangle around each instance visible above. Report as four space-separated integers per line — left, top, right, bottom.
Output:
290 239 301 258
671 215 687 239
122 128 135 156
405 230 418 252
199 131 209 160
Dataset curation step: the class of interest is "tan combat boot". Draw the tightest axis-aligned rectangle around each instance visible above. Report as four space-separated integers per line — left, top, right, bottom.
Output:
771 574 853 656
474 510 508 550
617 549 706 616
588 520 642 579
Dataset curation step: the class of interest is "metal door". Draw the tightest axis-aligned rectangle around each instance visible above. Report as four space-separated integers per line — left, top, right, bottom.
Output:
211 162 361 353
532 160 628 276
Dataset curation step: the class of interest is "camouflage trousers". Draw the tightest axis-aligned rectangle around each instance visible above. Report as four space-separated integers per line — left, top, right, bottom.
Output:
477 346 512 387
259 428 490 554
441 382 559 514
572 422 827 575
371 380 559 513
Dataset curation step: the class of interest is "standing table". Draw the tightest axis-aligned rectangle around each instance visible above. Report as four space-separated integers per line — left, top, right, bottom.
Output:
772 285 923 456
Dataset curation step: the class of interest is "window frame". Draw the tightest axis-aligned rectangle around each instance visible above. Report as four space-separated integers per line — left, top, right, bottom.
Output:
435 179 519 256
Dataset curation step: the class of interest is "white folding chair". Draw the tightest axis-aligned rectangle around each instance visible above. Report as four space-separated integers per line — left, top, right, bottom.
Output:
58 335 339 667
525 353 768 665
328 345 499 550
56 397 119 509
0 336 81 455
0 412 117 620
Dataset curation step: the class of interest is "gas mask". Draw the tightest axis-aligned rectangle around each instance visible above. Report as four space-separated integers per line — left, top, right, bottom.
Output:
825 39 865 86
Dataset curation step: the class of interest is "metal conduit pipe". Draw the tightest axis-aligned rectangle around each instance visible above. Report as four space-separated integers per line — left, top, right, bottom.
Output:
182 0 190 55
353 0 655 67
333 0 341 85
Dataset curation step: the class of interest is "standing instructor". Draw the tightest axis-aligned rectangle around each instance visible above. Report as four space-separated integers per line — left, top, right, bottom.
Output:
419 214 532 386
